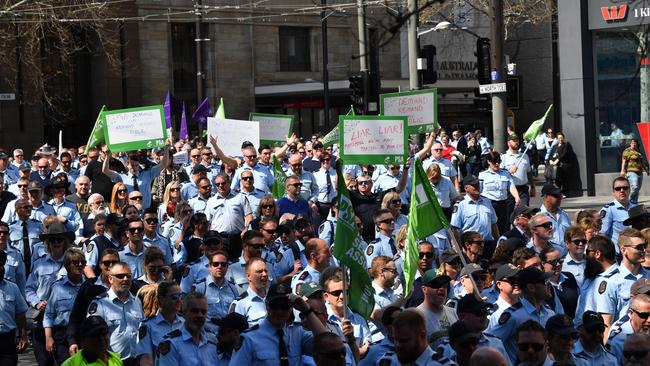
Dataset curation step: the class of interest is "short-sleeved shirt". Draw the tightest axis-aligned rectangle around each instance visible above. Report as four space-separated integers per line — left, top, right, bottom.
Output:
156 327 218 366
623 148 645 173
231 164 274 193
116 165 162 210
501 150 531 186
539 205 572 247
231 287 268 327
135 312 184 359
422 157 457 178
600 200 636 248
479 168 515 201
431 176 457 208
43 277 82 327
450 195 497 240
0 279 28 333
205 191 252 233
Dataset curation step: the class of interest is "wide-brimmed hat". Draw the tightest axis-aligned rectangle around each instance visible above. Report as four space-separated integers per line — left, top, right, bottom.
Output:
623 205 650 226
39 222 75 243
38 144 56 156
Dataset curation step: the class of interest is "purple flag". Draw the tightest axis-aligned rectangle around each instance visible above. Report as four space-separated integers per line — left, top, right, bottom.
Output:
192 97 212 127
179 102 188 139
164 91 176 129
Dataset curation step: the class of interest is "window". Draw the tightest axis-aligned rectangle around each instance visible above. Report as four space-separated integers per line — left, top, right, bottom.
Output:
279 27 311 71
171 23 197 106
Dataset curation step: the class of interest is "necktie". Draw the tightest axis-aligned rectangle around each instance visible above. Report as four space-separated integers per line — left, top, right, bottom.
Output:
277 328 289 366
132 174 139 192
389 237 397 256
325 170 332 198
22 221 31 273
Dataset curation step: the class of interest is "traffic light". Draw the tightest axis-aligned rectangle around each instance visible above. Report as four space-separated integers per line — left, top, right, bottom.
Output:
349 71 366 112
421 45 437 84
476 38 491 84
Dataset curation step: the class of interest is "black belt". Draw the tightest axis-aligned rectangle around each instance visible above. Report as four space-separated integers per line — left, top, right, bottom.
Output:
515 184 529 190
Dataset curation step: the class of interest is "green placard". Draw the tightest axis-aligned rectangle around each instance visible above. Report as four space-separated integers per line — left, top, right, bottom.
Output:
249 112 295 146
379 89 438 133
103 105 167 153
338 115 408 165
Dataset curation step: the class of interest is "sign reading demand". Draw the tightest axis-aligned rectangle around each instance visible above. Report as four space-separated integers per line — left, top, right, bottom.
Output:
380 89 438 134
339 116 408 165
103 105 167 153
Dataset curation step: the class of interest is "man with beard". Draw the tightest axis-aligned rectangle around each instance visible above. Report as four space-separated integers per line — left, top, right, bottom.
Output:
623 333 650 366
527 213 566 256
156 292 218 366
214 312 249 366
377 310 452 365
606 293 650 364
416 269 457 341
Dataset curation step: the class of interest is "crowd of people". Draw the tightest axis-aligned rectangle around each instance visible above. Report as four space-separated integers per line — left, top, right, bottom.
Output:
0 126 649 366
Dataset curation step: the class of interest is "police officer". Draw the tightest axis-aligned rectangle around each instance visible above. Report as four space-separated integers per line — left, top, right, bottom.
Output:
156 292 218 366
0 250 29 366
214 313 249 366
230 283 328 365
87 262 143 365
142 208 174 266
487 264 521 329
239 170 267 217
135 280 184 366
7 198 42 276
478 151 521 237
445 264 487 310
501 134 535 210
83 213 123 277
377 310 452 366
188 176 213 213
600 176 636 250
231 146 274 194
450 175 499 246
230 257 270 326
544 314 589 366
365 209 399 268
291 238 330 294
606 294 650 364
539 183 572 248
574 311 617 364
192 249 238 333
318 200 337 246
0 220 26 294
488 266 555 365
227 230 275 294
179 231 225 293
119 218 147 279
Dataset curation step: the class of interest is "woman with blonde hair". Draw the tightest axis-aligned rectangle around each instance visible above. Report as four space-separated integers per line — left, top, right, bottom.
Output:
426 163 459 221
381 191 408 235
109 182 128 214
251 195 279 230
577 216 602 241
157 181 182 223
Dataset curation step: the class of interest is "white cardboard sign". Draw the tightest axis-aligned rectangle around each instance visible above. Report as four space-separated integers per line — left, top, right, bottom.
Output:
207 117 260 157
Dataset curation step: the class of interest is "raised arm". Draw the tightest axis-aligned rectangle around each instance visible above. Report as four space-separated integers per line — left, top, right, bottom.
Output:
273 133 299 159
209 135 239 169
415 133 435 161
101 150 119 180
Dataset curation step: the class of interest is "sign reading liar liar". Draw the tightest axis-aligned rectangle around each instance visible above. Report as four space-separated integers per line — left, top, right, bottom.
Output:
380 89 437 133
207 117 260 157
103 105 167 153
249 113 295 145
339 116 408 165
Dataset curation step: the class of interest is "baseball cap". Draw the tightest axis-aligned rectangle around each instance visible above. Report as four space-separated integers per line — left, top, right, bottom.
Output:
516 266 552 288
456 294 494 315
241 141 254 149
203 231 223 247
0 151 8 159
545 314 578 336
421 269 451 287
502 237 525 252
623 205 650 226
631 278 650 296
191 164 208 174
27 181 43 192
495 263 520 281
105 213 121 227
581 311 605 330
439 251 460 264
462 175 479 186
541 184 562 196
448 320 481 345
266 283 292 303
507 134 520 141
312 141 324 149
297 282 324 298
213 313 249 332
510 205 540 223
81 316 108 337
459 263 486 278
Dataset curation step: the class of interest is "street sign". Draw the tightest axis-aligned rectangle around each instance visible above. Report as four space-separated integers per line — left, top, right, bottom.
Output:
479 83 507 94
0 93 16 101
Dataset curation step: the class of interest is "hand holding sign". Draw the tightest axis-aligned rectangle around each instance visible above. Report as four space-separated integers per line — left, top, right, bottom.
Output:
339 116 408 165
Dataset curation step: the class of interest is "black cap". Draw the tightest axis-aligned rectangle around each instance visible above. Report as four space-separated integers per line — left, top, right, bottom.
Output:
545 314 577 336
516 266 552 288
439 251 460 264
510 205 540 223
191 164 208 174
203 231 223 247
241 141 254 149
448 320 481 345
541 184 562 196
81 316 108 337
581 311 605 329
502 237 525 252
459 263 486 277
312 141 324 149
623 205 650 226
0 151 8 159
27 181 42 192
495 263 520 281
213 313 249 332
266 283 292 302
456 294 494 315
462 175 479 186
105 213 121 227
48 177 67 189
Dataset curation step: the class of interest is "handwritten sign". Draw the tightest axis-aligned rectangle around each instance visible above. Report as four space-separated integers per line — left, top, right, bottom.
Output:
173 150 188 165
207 117 260 157
103 105 167 153
380 89 438 133
249 113 294 145
339 116 408 165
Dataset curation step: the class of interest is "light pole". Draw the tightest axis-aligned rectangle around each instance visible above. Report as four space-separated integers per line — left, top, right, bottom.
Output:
321 0 330 127
490 0 506 152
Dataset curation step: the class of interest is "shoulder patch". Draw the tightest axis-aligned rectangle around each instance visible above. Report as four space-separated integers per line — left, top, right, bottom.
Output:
237 291 249 300
182 266 190 278
88 302 98 315
298 271 309 281
242 324 259 333
275 252 283 263
169 229 175 237
138 325 147 340
600 209 606 219
157 340 171 356
366 245 374 256
598 280 607 294
498 311 511 325
453 204 458 213
86 243 94 253
167 329 182 338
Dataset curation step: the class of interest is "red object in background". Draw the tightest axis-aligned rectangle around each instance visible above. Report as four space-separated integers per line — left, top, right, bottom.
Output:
637 122 650 161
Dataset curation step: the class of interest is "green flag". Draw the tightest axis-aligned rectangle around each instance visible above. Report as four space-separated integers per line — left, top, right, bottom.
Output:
84 105 107 155
271 155 288 199
332 159 375 318
523 104 553 143
403 159 449 297
321 106 354 147
215 97 225 118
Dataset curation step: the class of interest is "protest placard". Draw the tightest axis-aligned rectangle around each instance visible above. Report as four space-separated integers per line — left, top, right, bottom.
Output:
102 105 167 153
207 117 260 157
380 89 438 133
249 113 294 145
173 150 189 165
339 116 408 165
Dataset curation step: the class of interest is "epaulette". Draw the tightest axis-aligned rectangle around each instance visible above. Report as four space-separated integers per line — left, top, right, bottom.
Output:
608 324 623 339
602 202 614 209
483 332 498 340
574 353 589 361
509 302 524 310
255 188 265 193
138 324 148 340
93 292 109 300
236 291 249 300
369 238 381 244
298 271 309 281
189 258 201 265
242 324 259 333
164 329 182 339
194 278 207 285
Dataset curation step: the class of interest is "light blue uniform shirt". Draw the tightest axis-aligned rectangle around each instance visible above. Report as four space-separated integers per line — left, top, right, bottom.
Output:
488 297 555 365
0 279 28 333
84 233 120 268
143 233 173 265
87 289 144 360
119 244 146 279
240 188 266 218
364 233 398 268
313 167 338 203
3 200 56 225
25 255 64 306
562 254 586 288
318 218 337 246
205 192 252 233
450 195 497 240
605 315 633 365
287 169 319 202
596 264 650 320
135 312 184 359
181 180 200 202
372 282 399 309
50 198 83 233
274 241 308 278
431 176 457 208
372 172 401 194
478 168 514 201
231 164 274 193
43 276 82 327
358 338 393 366
576 263 619 326
478 137 491 155
539 205 572 248
377 346 448 366
226 255 275 295
435 333 510 366
500 150 531 186
3 246 26 294
9 219 44 263
231 286 268 327
161 221 185 265
115 165 162 210
0 165 19 187
573 339 617 366
326 306 371 347
422 157 457 178
600 200 636 249
188 195 210 213
192 275 238 333
180 256 210 293
156 327 217 366
290 265 321 294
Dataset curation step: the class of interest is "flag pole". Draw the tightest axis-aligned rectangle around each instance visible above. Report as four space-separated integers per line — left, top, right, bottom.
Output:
445 227 483 301
341 264 349 311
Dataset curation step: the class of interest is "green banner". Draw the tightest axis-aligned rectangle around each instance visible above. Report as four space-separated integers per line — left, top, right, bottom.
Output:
249 112 295 146
338 115 408 165
523 104 553 142
332 159 375 318
83 105 107 155
403 158 449 297
380 89 438 133
103 105 168 153
271 155 288 199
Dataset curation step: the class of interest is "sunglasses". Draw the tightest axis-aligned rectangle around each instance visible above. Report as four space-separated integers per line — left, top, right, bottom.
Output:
245 155 258 159
167 293 184 301
49 237 66 244
170 188 180 192
117 189 127 194
191 155 200 158
101 260 118 267
390 200 401 205
112 273 132 280
469 240 485 245
632 308 650 319
357 181 370 186
614 186 630 191
624 350 650 359
38 165 49 169
535 222 553 229
199 185 211 190
321 158 331 162
210 261 228 267
626 243 648 251
289 183 303 188
263 228 277 234
128 227 144 234
130 196 143 201
558 333 580 341
379 218 395 225
147 265 163 273
419 252 434 259
571 239 587 246
433 148 443 152
315 349 346 360
202 153 212 156
145 218 158 224
327 290 346 297
242 176 254 181
517 343 544 352
17 184 27 188
71 260 86 266
247 244 265 249
215 182 228 186
262 205 275 209
544 258 563 267
382 268 398 274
